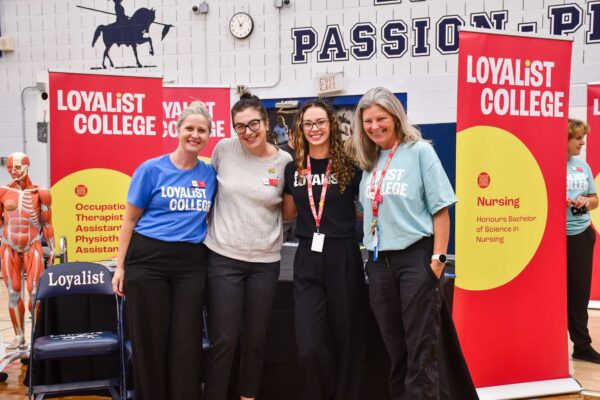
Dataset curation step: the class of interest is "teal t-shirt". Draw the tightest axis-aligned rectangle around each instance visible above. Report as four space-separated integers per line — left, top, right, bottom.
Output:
566 157 596 236
359 141 456 251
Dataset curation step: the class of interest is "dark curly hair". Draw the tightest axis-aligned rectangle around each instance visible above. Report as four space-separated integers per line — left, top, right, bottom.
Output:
292 99 355 193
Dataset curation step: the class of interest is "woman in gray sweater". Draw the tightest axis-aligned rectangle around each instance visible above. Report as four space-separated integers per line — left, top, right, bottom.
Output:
204 93 292 400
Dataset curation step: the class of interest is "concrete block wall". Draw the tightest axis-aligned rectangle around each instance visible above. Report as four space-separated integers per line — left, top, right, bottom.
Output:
0 0 599 185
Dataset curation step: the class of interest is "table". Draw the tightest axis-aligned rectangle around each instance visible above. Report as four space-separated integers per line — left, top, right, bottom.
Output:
26 248 469 400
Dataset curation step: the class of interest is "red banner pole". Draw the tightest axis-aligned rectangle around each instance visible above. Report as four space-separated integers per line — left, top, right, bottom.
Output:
586 83 600 306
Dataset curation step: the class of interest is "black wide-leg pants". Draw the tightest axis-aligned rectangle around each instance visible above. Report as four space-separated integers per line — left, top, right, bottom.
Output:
124 233 207 400
567 225 596 353
366 236 441 400
293 237 367 400
204 250 280 400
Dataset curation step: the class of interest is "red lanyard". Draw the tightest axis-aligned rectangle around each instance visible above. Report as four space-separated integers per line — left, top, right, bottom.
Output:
306 157 332 232
369 141 399 217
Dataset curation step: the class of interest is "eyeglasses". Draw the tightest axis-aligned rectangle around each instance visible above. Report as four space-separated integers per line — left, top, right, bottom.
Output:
233 119 262 135
301 119 329 131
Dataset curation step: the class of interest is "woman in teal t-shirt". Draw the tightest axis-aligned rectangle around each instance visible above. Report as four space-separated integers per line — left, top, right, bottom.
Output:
352 87 477 400
566 118 599 364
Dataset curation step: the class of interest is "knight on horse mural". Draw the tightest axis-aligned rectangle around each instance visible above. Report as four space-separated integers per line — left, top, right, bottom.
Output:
88 0 174 69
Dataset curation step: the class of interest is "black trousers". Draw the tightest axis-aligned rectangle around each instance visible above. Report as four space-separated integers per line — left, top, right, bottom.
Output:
366 236 442 400
205 250 280 400
124 233 207 400
567 225 596 352
294 237 367 400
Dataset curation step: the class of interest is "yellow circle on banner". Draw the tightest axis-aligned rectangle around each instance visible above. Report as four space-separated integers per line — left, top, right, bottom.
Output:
591 173 600 234
455 126 547 291
51 169 131 262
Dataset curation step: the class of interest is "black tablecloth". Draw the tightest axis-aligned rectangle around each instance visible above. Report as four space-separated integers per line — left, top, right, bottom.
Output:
25 251 474 400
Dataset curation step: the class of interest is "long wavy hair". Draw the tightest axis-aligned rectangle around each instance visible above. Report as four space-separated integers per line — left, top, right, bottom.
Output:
352 87 424 171
293 99 355 193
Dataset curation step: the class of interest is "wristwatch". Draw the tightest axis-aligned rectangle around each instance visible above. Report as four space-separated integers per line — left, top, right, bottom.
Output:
431 254 447 264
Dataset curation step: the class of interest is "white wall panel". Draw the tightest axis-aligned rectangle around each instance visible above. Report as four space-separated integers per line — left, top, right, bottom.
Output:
0 0 598 185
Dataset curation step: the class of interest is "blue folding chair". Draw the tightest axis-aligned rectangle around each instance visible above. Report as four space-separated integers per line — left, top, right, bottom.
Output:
28 262 123 400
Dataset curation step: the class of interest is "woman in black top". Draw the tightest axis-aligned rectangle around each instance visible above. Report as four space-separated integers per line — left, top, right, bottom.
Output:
282 99 367 400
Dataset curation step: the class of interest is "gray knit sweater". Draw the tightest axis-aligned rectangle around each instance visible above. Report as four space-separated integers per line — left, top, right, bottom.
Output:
204 138 293 262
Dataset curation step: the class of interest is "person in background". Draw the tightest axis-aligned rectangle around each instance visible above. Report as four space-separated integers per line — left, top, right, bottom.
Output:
273 115 289 146
279 124 296 158
112 101 217 400
566 118 600 364
204 92 293 400
280 121 297 240
352 87 477 400
282 99 367 400
338 112 352 141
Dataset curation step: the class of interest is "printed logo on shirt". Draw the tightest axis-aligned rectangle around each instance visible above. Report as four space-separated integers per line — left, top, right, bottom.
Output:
293 171 338 187
160 186 212 211
567 173 588 191
192 180 206 188
364 168 408 198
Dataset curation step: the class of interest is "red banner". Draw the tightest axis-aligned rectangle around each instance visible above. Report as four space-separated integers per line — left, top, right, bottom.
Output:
455 29 573 390
587 84 600 303
162 86 231 157
48 75 231 262
49 72 164 261
50 72 164 183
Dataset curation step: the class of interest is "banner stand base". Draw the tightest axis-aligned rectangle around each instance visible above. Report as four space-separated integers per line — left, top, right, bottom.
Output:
476 377 581 400
588 300 600 310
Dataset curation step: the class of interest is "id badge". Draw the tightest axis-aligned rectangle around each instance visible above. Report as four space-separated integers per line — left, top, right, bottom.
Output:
372 231 379 261
311 232 325 252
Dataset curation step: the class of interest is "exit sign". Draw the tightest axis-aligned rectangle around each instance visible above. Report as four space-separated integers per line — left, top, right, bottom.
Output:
316 72 344 95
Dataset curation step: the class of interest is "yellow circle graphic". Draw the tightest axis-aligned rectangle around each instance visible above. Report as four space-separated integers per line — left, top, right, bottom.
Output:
591 173 600 235
51 169 131 262
455 126 547 291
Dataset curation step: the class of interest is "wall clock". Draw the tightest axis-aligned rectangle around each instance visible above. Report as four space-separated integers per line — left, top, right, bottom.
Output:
229 12 254 39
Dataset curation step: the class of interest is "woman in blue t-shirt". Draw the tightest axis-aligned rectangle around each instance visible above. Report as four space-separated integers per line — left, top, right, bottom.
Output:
112 102 217 400
566 118 599 364
352 87 477 400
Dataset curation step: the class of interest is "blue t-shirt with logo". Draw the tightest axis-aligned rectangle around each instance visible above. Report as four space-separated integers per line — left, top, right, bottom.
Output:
566 157 596 236
128 154 217 243
359 141 456 251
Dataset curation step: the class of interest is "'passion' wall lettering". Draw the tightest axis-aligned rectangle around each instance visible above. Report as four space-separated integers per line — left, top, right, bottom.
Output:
291 1 600 64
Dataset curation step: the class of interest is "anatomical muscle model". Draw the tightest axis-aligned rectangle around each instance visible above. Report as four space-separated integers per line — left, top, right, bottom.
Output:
0 152 54 349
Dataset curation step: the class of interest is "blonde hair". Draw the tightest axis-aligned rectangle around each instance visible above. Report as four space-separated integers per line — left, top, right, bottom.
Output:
352 87 424 171
568 118 589 140
177 101 212 131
